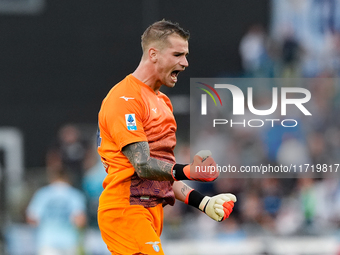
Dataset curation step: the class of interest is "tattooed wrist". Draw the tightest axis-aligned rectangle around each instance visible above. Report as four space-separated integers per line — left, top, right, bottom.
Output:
180 182 192 197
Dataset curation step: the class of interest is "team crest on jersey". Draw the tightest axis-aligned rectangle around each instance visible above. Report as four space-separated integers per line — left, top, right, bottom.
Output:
125 114 137 131
145 241 160 252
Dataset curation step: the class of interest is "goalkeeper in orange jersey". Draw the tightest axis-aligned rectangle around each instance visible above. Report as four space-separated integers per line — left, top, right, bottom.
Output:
97 20 236 255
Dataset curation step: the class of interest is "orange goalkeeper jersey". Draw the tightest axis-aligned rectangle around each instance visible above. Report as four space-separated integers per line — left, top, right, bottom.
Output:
97 74 176 210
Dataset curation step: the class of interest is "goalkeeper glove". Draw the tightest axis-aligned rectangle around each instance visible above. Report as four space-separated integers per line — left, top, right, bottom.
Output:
172 150 219 182
185 190 236 222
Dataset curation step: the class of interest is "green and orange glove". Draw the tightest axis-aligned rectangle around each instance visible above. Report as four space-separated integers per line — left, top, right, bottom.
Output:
172 150 219 182
185 190 236 222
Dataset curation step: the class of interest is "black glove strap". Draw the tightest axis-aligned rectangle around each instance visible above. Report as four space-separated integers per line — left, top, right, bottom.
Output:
172 164 189 180
187 190 205 209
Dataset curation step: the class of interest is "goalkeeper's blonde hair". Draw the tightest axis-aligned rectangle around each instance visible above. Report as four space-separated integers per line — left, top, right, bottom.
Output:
141 20 190 52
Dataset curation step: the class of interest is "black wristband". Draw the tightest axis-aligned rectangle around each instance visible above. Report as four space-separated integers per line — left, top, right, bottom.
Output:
187 190 205 209
172 164 189 180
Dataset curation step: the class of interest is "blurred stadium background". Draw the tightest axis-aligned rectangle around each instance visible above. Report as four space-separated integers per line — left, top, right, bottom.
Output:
1 0 340 254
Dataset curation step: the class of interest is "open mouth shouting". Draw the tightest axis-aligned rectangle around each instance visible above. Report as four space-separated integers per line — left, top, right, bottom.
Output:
170 69 182 83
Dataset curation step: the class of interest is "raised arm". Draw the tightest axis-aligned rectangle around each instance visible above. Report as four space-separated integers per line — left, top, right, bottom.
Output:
122 141 219 182
122 141 236 221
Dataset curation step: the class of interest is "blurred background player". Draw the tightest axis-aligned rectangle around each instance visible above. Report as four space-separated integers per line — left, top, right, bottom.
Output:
97 20 236 255
46 124 90 190
26 169 87 255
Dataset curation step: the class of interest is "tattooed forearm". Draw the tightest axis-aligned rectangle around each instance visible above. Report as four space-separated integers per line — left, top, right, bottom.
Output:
122 142 174 181
180 182 191 197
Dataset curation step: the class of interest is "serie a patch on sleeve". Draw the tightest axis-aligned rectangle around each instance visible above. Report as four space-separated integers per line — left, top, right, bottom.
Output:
125 114 137 131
